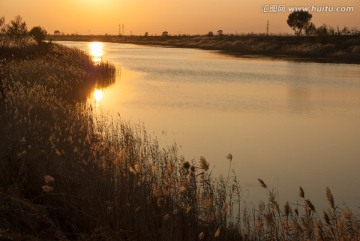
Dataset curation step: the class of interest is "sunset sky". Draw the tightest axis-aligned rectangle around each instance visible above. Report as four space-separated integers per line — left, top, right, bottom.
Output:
1 0 359 35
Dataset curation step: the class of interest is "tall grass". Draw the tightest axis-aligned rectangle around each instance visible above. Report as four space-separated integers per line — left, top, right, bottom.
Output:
1 41 359 241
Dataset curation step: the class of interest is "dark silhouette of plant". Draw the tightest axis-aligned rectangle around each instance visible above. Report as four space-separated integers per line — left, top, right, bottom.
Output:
305 22 317 36
6 15 28 46
341 27 351 35
217 29 223 36
162 31 169 37
29 26 47 45
287 11 312 36
207 31 214 37
0 17 7 47
0 16 5 34
328 26 336 36
317 24 329 36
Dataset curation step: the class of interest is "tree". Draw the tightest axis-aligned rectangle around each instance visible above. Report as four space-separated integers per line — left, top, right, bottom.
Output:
207 31 214 37
0 17 6 46
287 11 312 36
305 23 317 36
341 27 351 35
316 24 329 36
6 15 28 46
217 30 223 36
162 31 169 37
0 17 5 34
29 26 47 45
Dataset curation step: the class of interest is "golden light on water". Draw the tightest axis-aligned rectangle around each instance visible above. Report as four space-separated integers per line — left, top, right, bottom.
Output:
89 42 103 63
93 89 103 102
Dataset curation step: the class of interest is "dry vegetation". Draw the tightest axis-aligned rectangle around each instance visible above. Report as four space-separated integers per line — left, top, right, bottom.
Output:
1 39 360 241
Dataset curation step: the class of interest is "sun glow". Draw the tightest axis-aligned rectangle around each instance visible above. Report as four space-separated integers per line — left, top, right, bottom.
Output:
93 89 103 102
89 42 103 63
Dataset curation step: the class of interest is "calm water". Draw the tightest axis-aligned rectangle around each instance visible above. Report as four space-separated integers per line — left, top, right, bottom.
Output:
60 41 360 209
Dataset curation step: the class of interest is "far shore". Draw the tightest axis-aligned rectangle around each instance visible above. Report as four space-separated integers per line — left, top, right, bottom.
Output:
49 34 360 64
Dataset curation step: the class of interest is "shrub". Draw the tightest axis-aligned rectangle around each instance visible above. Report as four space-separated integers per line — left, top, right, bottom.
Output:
29 26 47 45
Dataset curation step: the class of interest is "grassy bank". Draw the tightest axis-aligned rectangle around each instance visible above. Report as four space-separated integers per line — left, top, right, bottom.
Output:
1 42 360 241
49 34 360 64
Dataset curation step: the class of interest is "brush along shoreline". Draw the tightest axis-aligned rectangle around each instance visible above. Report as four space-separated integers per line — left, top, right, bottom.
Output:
1 42 360 241
49 34 360 64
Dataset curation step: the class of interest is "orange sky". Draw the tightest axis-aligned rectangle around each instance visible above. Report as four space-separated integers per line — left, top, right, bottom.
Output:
1 0 359 35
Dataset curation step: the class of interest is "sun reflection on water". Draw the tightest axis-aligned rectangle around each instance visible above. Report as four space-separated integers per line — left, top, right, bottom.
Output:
89 42 103 64
93 89 103 102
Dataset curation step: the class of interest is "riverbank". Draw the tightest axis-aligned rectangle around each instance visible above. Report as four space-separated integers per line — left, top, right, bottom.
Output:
1 42 360 241
49 34 360 64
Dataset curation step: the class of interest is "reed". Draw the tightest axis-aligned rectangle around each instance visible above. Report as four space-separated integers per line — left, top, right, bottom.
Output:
1 41 359 241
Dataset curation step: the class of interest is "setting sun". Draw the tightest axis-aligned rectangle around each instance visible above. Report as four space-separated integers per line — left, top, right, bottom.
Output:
1 0 358 34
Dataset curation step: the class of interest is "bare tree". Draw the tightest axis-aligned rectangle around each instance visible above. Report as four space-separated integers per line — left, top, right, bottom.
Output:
6 15 28 46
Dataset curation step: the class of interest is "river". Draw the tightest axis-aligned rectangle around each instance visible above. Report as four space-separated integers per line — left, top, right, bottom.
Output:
59 41 360 210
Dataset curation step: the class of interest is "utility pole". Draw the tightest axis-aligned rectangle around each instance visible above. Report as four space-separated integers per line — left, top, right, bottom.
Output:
118 24 121 36
122 24 125 35
266 20 269 36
